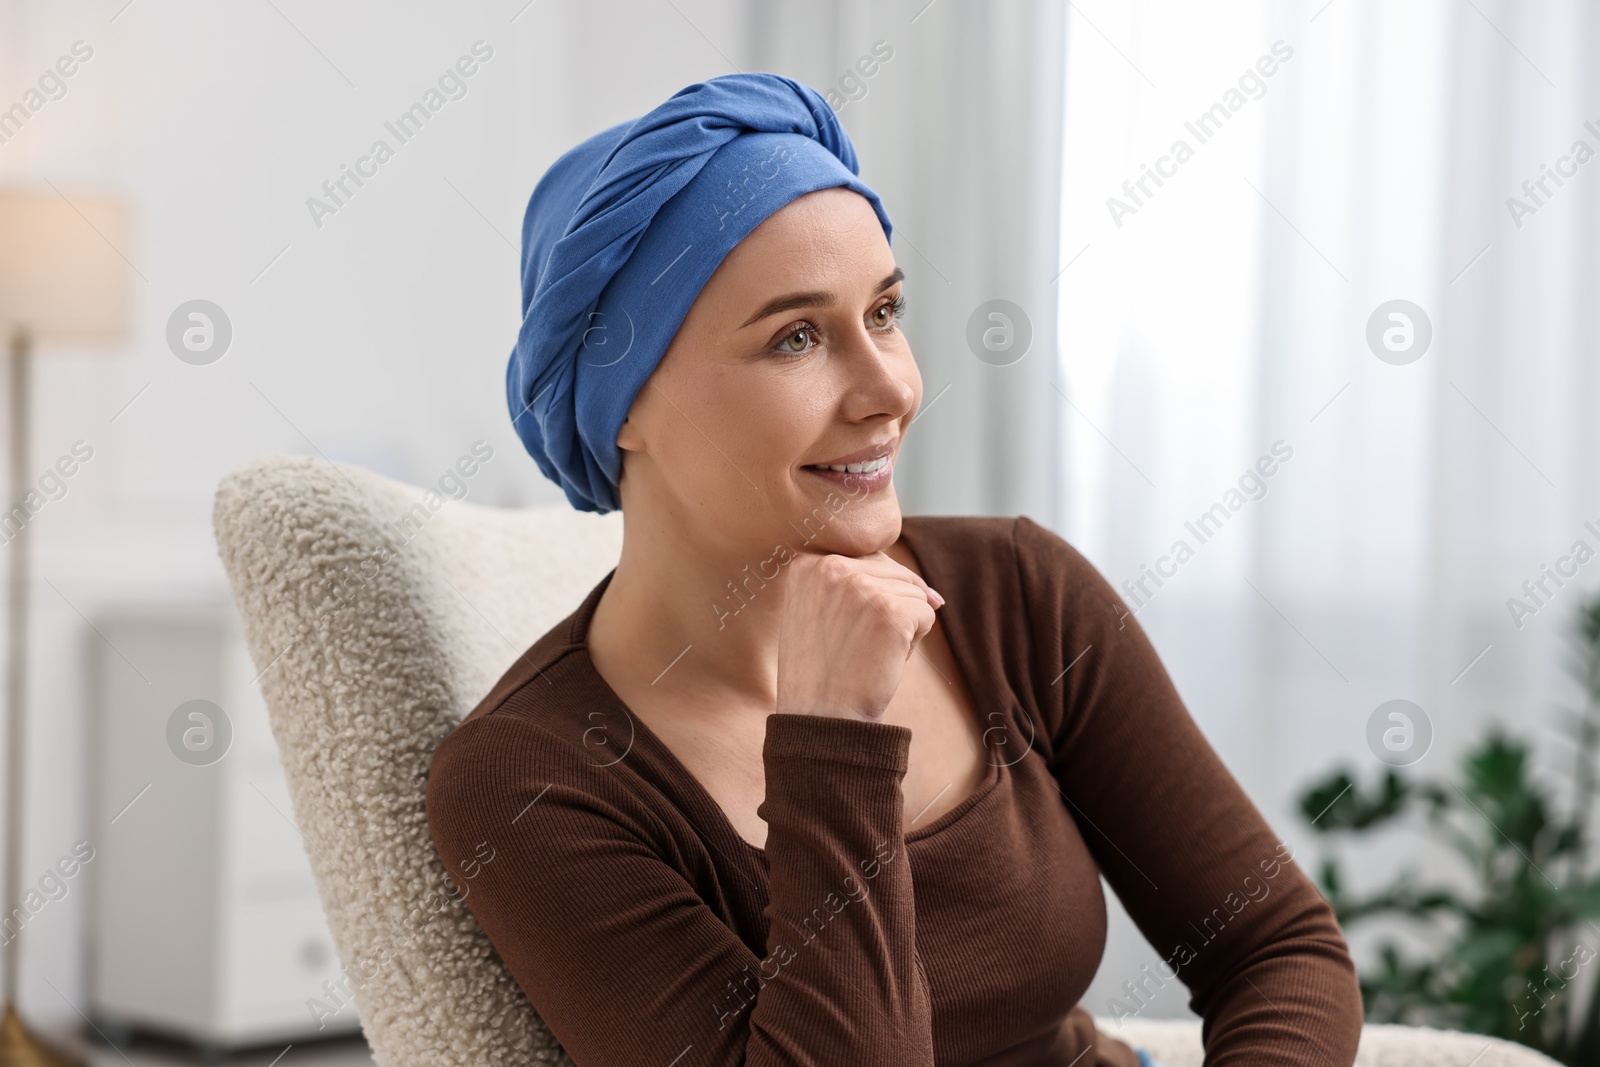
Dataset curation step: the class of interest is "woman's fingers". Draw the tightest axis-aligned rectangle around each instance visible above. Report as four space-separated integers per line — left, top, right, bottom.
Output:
849 551 944 608
844 573 937 649
775 552 940 720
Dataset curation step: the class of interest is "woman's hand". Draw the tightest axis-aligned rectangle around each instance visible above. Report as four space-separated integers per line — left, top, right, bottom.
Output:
776 551 945 722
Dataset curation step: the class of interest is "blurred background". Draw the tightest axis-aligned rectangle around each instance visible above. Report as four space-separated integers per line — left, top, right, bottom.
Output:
2 0 1599 1062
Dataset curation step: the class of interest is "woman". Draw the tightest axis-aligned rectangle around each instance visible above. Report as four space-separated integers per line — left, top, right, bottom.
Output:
426 72 1363 1067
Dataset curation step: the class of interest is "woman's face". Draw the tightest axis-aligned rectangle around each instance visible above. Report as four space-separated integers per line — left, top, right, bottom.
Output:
615 187 920 560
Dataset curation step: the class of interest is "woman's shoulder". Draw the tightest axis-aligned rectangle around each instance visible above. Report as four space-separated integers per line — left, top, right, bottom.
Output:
899 511 1074 548
424 647 670 863
427 662 583 811
898 514 1139 737
897 513 1016 569
425 593 634 825
898 513 1100 594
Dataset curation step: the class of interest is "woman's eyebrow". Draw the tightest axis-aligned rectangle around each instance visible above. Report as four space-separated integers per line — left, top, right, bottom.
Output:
739 267 905 329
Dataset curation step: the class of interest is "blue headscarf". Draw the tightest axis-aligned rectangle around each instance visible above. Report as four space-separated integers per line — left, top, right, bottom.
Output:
505 72 893 513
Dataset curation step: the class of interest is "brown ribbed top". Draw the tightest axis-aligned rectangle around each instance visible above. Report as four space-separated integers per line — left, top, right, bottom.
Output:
426 515 1363 1066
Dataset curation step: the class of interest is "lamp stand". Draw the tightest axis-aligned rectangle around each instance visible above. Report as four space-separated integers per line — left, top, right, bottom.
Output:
2 330 82 1067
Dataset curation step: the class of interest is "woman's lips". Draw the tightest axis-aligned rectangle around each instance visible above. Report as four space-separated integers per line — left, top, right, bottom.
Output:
801 454 894 492
807 438 897 467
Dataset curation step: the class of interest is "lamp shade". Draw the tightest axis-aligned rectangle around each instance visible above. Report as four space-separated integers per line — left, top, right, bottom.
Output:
0 188 132 344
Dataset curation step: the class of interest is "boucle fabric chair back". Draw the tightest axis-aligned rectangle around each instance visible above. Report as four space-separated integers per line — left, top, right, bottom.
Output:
211 454 1561 1067
1102 1017 1560 1067
213 454 619 1066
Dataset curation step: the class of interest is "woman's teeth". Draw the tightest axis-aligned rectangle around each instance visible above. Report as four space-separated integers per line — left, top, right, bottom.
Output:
810 456 889 474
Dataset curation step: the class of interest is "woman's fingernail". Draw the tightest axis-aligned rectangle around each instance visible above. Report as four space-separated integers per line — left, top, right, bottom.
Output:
928 587 945 608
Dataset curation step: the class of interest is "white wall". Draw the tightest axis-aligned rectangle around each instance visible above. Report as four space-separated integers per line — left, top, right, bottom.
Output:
0 0 750 1027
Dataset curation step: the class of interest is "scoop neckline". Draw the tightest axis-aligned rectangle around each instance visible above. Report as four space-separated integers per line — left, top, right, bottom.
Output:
571 517 1007 859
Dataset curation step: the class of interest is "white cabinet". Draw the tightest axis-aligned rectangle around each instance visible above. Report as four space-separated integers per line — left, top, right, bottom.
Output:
89 606 362 1053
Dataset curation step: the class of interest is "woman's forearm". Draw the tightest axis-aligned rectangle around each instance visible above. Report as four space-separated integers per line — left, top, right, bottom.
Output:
740 712 934 1063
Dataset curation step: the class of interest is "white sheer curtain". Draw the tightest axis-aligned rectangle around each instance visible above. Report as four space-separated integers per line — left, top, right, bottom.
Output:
1062 0 1600 1019
746 0 1068 520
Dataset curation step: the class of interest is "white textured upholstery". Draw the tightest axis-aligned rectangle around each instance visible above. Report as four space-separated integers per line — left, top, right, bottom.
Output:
212 454 1557 1067
1093 1017 1559 1067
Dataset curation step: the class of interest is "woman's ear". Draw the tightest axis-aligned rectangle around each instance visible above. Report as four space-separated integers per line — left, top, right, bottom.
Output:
617 356 673 455
616 414 645 453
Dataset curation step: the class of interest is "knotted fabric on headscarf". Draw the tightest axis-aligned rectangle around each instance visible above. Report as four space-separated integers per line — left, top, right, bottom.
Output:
505 72 893 513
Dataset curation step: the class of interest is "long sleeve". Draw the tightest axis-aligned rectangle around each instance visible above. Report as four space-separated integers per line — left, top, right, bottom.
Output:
1010 515 1364 1067
425 708 935 1066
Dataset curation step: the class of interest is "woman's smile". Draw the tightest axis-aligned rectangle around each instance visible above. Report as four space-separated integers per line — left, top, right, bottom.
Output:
801 437 898 492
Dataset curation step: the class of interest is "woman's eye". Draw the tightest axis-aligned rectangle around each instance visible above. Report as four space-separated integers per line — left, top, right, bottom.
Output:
770 297 904 356
873 294 907 329
773 326 814 355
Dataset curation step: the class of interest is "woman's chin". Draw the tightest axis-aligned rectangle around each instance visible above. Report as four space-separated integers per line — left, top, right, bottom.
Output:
792 503 902 559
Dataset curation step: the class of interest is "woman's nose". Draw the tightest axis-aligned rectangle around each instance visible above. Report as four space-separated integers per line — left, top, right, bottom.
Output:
838 329 918 422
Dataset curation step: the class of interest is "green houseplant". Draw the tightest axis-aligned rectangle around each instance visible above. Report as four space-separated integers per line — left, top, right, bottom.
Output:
1296 590 1600 1065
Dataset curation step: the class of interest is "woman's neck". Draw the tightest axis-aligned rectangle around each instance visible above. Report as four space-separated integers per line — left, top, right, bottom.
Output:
586 507 795 714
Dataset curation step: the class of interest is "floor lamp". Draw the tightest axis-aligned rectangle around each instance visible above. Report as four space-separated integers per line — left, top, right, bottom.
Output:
0 191 132 1066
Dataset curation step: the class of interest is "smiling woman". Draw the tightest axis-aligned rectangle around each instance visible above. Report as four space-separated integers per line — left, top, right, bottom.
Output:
609 187 915 560
424 72 1364 1067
